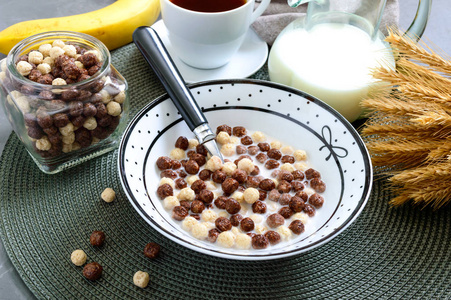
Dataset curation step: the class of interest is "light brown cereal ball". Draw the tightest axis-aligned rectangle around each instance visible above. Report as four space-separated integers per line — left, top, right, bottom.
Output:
235 233 252 249
182 216 198 231
62 132 75 145
163 196 180 210
249 214 263 224
294 150 307 161
254 224 267 234
170 148 185 160
114 91 126 104
63 45 77 57
188 138 199 149
52 78 67 86
38 43 52 57
192 223 209 239
16 61 33 76
101 187 116 203
205 156 223 172
62 143 73 153
36 136 51 151
201 209 217 222
133 271 150 288
237 158 254 174
75 61 85 69
281 146 294 155
277 225 292 241
251 131 266 143
177 187 195 201
230 191 244 202
243 188 259 204
37 63 51 75
49 46 65 59
71 249 87 266
83 116 97 130
159 178 175 189
280 163 295 173
217 231 235 248
15 96 30 112
185 175 199 186
28 51 43 64
52 39 66 48
216 131 231 144
43 57 54 67
294 162 309 171
292 212 309 224
106 101 122 116
221 161 237 176
270 141 282 150
220 143 235 157
99 90 112 104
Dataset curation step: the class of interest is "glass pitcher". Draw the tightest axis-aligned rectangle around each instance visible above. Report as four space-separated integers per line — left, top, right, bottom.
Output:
268 0 431 122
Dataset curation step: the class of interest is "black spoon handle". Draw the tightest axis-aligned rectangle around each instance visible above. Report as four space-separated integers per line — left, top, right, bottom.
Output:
132 26 206 131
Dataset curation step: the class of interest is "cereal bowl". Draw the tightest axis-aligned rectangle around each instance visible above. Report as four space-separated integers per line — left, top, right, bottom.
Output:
118 79 372 260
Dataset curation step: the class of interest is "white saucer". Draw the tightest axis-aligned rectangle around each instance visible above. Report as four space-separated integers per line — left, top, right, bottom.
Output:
151 20 268 83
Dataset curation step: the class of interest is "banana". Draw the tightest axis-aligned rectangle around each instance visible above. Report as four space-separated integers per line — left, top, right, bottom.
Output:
0 0 160 55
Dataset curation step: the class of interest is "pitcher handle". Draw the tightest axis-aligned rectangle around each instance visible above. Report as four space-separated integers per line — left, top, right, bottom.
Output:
405 0 432 40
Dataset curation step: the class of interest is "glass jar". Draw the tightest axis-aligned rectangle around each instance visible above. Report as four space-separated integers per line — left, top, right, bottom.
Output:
0 31 129 174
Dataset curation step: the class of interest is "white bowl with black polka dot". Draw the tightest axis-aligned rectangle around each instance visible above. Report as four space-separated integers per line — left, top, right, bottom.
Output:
118 79 372 260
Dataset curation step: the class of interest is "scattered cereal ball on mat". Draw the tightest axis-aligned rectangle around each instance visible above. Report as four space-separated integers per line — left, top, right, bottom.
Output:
90 231 106 247
70 249 87 266
144 242 160 259
83 262 103 281
133 271 150 288
217 231 235 248
101 188 116 203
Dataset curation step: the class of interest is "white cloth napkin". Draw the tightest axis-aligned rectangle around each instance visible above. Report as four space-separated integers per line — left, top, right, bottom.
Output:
252 0 400 45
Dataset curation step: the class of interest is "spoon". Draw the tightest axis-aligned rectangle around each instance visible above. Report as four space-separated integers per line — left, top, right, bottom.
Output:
133 26 224 161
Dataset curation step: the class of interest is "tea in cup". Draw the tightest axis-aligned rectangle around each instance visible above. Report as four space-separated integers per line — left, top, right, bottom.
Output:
160 0 270 69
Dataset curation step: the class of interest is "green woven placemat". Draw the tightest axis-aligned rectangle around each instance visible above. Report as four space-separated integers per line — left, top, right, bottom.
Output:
1 43 451 299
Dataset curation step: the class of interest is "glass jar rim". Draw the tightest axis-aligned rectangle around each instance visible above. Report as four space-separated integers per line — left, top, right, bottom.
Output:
6 30 111 88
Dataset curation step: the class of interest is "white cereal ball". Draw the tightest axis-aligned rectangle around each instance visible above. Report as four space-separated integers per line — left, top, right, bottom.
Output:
243 188 259 204
221 161 237 176
218 211 229 218
133 271 150 289
188 138 199 149
280 163 295 173
182 216 198 231
220 143 235 157
62 143 73 153
52 39 66 48
70 249 87 266
237 158 254 174
251 131 266 143
49 46 65 60
230 136 240 144
36 63 51 75
16 61 33 76
163 196 180 210
201 209 217 222
231 227 241 235
83 116 97 130
231 191 244 203
1 59 6 71
38 43 52 57
36 136 51 151
294 150 307 161
185 175 199 186
216 131 231 144
250 214 263 224
43 57 54 67
101 187 116 203
15 95 30 113
114 90 126 104
235 233 251 250
170 148 185 160
74 61 84 69
281 146 294 155
28 51 43 64
272 178 279 187
177 187 195 201
205 156 223 172
106 101 122 116
304 187 315 195
217 231 235 248
59 122 75 136
62 45 77 57
191 223 209 239
99 89 112 104
62 132 75 144
270 140 282 150
277 225 292 241
294 162 309 171
292 212 309 224
159 178 175 189
205 181 216 191
255 225 268 234
52 78 67 86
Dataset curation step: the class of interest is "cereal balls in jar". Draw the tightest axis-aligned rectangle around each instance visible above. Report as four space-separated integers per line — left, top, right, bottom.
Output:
0 31 129 174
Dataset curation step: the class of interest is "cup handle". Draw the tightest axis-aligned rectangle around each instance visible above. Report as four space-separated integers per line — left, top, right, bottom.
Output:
405 0 432 41
250 0 271 23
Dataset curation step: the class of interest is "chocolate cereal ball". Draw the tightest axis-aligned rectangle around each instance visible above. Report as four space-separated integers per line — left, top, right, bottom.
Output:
83 262 103 281
230 214 243 226
305 168 321 180
232 126 246 137
144 242 160 259
265 231 281 245
212 170 227 184
191 179 206 194
215 217 232 232
172 206 189 221
198 169 212 181
289 196 306 213
208 228 220 243
216 124 232 136
278 206 294 219
259 178 276 191
191 200 205 214
157 183 173 199
214 196 227 209
90 231 106 247
184 159 200 175
222 178 239 194
156 156 173 170
309 193 324 208
175 136 189 150
225 198 241 214
252 234 269 249
198 189 214 204
289 220 305 235
266 213 285 228
252 201 267 214
240 217 255 232
310 178 326 193
303 203 316 217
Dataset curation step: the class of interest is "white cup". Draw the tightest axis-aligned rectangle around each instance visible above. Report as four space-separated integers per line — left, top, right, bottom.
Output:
160 0 270 69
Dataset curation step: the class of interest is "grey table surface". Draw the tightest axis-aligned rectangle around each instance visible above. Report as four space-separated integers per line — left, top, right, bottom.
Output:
0 1 450 299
